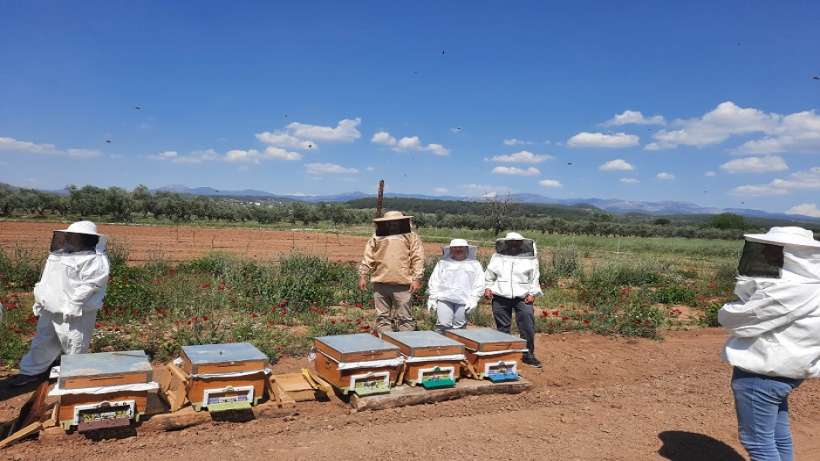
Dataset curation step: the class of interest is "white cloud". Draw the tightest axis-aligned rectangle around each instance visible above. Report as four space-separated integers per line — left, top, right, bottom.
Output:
366 166 375 171
538 179 563 188
599 158 635 172
492 166 540 176
286 118 361 142
786 203 820 218
263 146 302 161
305 162 359 175
462 184 513 195
0 136 101 159
720 156 789 174
255 131 315 150
603 110 666 126
644 101 820 153
371 131 450 156
732 167 820 196
503 138 534 146
656 172 675 180
567 132 640 148
705 171 717 177
488 150 553 164
433 187 449 194
225 149 265 164
149 149 220 164
620 178 640 184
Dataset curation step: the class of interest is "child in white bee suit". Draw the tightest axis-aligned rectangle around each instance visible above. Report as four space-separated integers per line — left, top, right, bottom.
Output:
426 239 484 331
9 221 110 387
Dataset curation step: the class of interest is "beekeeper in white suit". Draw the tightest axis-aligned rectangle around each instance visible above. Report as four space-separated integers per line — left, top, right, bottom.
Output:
10 221 110 387
484 232 543 368
719 227 820 461
426 239 485 331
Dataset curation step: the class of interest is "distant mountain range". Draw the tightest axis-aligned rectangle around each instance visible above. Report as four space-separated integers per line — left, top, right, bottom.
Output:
149 185 820 223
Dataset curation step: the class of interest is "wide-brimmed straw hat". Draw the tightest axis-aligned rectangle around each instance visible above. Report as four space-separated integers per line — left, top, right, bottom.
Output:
373 211 413 222
744 227 820 248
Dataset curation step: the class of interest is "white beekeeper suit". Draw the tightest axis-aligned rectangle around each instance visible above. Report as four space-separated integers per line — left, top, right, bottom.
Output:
484 232 543 299
427 239 484 331
719 227 820 379
18 221 110 377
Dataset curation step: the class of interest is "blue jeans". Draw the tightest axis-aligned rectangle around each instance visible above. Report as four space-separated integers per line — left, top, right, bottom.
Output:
731 367 803 461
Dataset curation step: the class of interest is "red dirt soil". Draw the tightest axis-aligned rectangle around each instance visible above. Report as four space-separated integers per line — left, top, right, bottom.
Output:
0 221 444 264
3 329 819 460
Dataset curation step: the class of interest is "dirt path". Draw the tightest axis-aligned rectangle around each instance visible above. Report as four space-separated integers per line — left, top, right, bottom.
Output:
0 221 444 264
3 329 818 460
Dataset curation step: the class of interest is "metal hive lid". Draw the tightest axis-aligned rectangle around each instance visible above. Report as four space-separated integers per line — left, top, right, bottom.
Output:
382 330 464 349
315 333 399 354
60 350 152 378
446 328 525 344
181 342 268 365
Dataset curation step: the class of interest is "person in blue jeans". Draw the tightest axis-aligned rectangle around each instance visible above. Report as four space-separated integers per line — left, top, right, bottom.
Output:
719 227 820 461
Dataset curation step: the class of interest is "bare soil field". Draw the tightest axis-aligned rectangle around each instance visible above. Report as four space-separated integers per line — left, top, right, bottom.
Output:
2 329 819 460
0 221 444 264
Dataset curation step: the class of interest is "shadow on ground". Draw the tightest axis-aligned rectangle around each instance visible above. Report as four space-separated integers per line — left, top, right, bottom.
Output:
658 431 744 461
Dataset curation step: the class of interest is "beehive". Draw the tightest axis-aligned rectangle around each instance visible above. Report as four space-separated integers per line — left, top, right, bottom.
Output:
381 331 465 389
312 334 403 396
54 350 155 431
444 328 527 382
180 343 269 411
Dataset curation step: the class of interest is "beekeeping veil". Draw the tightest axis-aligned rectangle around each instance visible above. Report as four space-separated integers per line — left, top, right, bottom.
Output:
442 238 477 261
49 221 107 254
733 227 820 311
494 232 537 259
373 211 413 237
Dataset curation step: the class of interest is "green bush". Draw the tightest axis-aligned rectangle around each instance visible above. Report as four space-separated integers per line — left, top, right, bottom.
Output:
653 285 697 305
0 245 43 290
700 303 722 327
550 244 580 277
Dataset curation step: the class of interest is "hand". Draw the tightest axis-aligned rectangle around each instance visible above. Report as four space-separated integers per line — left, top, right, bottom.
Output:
465 303 477 314
524 294 535 305
409 280 422 294
484 288 493 299
357 276 368 291
32 302 43 317
426 298 437 312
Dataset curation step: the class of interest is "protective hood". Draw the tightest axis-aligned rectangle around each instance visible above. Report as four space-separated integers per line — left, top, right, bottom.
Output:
442 239 477 261
49 231 108 255
494 233 537 259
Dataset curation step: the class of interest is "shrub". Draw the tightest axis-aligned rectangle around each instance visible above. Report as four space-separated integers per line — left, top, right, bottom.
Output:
700 303 722 327
550 244 579 277
652 285 697 305
0 245 43 290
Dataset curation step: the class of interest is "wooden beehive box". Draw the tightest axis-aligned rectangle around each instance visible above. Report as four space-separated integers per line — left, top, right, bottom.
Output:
444 328 527 382
381 331 465 389
56 350 154 431
313 334 403 396
180 343 269 411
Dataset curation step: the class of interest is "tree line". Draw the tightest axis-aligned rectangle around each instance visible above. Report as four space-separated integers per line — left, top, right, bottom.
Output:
0 183 768 240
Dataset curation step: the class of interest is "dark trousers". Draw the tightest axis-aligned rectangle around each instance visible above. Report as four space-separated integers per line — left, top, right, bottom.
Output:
491 295 536 356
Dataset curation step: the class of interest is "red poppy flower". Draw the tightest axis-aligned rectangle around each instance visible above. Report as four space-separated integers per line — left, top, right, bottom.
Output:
540 311 549 318
552 310 560 316
202 316 209 321
200 283 211 289
330 320 336 325
218 282 226 291
281 307 289 315
582 319 590 325
95 322 104 329
561 316 569 321
251 312 258 318
355 303 363 309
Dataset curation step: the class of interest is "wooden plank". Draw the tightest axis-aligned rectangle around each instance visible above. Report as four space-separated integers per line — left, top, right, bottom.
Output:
350 378 532 412
140 399 296 432
0 422 41 449
20 381 50 427
268 382 297 409
303 369 334 400
155 363 189 413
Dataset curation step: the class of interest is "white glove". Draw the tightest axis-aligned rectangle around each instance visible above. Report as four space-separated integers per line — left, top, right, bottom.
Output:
464 302 477 314
426 298 438 312
32 302 43 317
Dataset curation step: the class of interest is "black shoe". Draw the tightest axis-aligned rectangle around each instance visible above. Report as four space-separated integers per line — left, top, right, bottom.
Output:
522 355 542 368
8 373 42 387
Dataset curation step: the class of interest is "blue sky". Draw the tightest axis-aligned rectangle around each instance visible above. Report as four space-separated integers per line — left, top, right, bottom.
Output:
2 1 820 216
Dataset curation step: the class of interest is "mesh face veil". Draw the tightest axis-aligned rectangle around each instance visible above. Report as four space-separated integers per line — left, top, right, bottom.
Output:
494 239 536 258
442 246 477 261
49 231 101 254
375 219 411 237
737 241 784 278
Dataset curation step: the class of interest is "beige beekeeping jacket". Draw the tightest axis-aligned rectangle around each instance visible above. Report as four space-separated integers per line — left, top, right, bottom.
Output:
359 233 425 285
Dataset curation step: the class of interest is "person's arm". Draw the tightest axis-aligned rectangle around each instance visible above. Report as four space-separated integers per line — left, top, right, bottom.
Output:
470 261 485 305
719 290 813 337
358 237 376 289
528 259 543 297
427 261 442 299
67 256 110 315
484 256 498 298
409 234 425 292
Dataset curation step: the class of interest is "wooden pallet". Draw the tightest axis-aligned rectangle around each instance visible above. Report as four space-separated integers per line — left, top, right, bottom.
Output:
350 377 532 411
